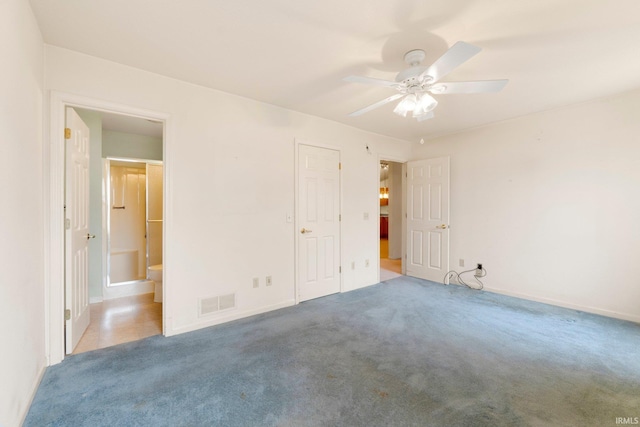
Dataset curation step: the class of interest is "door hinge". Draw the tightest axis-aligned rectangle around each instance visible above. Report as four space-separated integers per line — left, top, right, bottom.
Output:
339 214 341 221
338 162 342 170
64 309 71 321
65 218 71 229
64 128 71 139
339 266 342 273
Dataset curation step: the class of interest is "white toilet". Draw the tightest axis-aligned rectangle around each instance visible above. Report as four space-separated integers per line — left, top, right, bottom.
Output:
148 264 163 303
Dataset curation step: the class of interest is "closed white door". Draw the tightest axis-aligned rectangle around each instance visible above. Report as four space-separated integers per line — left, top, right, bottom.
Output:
65 107 91 353
297 144 341 301
406 157 450 283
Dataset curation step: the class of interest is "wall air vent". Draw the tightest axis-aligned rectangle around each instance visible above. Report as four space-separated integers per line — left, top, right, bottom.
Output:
199 293 236 316
219 293 236 311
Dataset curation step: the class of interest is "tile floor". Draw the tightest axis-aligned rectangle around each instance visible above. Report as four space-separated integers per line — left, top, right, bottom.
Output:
73 293 162 354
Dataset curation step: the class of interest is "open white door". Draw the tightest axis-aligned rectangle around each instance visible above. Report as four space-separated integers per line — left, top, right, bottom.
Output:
406 157 450 283
297 144 341 302
65 107 91 353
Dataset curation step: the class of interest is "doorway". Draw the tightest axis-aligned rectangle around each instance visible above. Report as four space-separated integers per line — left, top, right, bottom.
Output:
47 92 169 364
380 160 403 281
71 109 164 354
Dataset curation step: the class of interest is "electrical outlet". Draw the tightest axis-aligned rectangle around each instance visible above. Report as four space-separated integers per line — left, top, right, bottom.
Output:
365 259 370 267
266 276 272 286
253 277 259 288
459 259 465 267
363 212 369 220
476 263 483 275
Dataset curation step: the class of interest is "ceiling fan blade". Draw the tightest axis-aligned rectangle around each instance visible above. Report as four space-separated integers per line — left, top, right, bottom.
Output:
416 111 435 122
348 94 404 117
430 79 508 94
343 75 399 88
420 41 482 83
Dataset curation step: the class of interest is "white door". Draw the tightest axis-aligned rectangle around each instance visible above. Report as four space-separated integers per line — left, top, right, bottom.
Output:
65 107 91 353
406 157 450 283
297 144 341 301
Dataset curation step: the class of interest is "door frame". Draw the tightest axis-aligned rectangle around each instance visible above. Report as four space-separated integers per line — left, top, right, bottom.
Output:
293 138 343 304
45 91 171 365
377 153 409 283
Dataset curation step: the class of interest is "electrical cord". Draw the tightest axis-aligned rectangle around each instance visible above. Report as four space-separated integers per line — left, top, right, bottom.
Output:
444 266 486 290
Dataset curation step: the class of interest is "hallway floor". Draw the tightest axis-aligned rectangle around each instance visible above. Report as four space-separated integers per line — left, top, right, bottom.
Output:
73 293 162 354
380 237 402 281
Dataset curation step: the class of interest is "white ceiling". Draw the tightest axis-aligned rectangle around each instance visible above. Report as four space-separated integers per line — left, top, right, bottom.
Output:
30 0 640 142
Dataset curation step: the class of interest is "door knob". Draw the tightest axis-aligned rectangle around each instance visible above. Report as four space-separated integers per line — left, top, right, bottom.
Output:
300 228 313 234
86 233 96 239
436 224 449 229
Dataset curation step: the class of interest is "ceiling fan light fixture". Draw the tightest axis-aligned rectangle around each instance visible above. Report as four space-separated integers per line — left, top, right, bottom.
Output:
393 94 417 117
412 93 438 117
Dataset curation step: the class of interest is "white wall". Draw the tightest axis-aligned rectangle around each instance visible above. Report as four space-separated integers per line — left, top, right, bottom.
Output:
102 129 162 160
0 0 44 426
45 46 412 336
412 89 640 322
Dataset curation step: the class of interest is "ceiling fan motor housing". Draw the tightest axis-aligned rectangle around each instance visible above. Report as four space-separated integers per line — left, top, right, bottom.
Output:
395 67 428 85
395 49 432 89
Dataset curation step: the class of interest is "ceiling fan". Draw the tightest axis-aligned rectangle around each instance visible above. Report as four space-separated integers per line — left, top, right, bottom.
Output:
344 41 508 122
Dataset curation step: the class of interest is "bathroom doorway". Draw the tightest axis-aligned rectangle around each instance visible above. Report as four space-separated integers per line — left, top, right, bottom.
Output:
47 92 170 363
69 108 165 354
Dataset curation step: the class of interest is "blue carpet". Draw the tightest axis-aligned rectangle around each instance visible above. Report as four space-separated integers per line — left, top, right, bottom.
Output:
25 277 640 426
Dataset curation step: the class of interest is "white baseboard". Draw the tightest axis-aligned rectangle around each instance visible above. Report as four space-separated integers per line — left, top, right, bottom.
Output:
167 299 296 336
102 280 155 300
344 279 377 293
483 286 640 324
19 358 47 427
89 296 104 304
